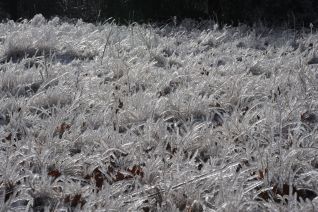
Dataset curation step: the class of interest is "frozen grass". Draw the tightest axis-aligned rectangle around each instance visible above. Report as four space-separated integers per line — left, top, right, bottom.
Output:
1 14 318 211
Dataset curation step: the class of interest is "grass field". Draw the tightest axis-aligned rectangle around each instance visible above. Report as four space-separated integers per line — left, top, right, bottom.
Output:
1 14 318 211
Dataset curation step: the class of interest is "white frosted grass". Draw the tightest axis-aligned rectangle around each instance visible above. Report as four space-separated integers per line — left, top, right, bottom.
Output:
0 14 318 211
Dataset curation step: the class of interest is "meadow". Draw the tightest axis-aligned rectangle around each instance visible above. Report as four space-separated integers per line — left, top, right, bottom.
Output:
0 14 318 211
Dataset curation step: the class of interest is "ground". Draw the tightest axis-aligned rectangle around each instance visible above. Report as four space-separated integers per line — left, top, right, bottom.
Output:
0 14 318 211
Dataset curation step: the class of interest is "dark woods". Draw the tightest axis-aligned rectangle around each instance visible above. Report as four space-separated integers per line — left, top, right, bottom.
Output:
7 0 17 21
1 0 318 27
1 0 18 21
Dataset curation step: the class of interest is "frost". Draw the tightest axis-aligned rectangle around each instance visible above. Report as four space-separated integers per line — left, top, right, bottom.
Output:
0 14 317 212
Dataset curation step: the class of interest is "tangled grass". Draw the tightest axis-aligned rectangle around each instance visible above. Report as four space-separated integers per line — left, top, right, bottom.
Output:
0 14 318 211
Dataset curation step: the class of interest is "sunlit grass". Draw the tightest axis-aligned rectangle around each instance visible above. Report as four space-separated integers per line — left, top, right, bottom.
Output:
0 14 318 211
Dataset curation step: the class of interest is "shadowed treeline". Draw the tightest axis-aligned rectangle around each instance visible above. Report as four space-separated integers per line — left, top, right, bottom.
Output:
1 0 318 27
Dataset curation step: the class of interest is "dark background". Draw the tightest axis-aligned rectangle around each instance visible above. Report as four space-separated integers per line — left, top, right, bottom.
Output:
1 0 318 27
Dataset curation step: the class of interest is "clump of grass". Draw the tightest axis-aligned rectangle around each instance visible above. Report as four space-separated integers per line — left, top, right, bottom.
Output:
0 15 318 212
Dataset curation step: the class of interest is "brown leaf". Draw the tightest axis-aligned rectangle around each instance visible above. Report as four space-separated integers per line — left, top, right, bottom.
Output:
48 169 61 179
114 171 130 181
54 122 71 138
107 164 144 182
127 165 144 178
258 168 268 180
92 168 105 190
251 168 268 180
84 168 106 191
257 183 317 202
64 194 86 208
